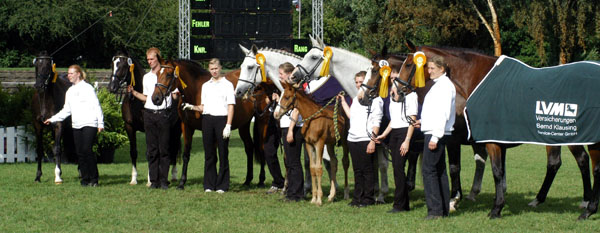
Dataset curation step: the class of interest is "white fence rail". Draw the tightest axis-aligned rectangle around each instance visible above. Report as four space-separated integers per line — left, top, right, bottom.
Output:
0 126 36 163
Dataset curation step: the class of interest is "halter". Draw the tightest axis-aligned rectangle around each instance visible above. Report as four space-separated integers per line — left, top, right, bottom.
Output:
237 55 263 98
291 47 325 85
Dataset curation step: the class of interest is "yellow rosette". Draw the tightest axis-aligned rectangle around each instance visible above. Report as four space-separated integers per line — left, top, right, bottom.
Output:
256 53 267 82
51 63 58 83
129 63 135 86
175 66 187 89
379 65 391 98
319 47 333 77
413 52 426 88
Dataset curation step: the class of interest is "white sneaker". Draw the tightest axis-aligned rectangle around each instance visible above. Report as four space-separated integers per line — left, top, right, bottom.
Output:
205 189 213 193
216 189 225 194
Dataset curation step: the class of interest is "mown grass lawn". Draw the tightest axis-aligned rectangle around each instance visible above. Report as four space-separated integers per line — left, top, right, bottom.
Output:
0 129 597 232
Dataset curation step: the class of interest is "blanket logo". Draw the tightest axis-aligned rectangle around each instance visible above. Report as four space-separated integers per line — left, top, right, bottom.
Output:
535 101 577 117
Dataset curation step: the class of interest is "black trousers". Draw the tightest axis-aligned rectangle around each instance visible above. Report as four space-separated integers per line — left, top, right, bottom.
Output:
389 128 410 211
202 115 230 191
422 134 450 216
143 109 172 187
282 127 304 200
73 126 98 185
348 140 376 205
264 116 284 188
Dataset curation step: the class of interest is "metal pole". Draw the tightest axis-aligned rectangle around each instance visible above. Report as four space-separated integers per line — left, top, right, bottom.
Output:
179 0 190 59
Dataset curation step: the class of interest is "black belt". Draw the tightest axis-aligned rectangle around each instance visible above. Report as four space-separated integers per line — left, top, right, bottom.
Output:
144 108 167 114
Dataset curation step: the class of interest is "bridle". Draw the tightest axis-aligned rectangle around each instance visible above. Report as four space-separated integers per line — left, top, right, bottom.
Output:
292 47 325 85
155 65 178 106
33 56 55 90
277 90 297 117
237 54 263 98
111 55 134 102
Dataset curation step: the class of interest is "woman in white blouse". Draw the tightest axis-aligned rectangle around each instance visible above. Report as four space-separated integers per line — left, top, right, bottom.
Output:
45 65 104 187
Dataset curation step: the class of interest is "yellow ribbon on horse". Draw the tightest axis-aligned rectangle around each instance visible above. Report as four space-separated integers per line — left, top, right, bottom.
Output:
51 63 58 83
379 65 391 98
256 53 267 82
414 52 427 88
129 63 135 86
319 47 333 77
175 66 187 89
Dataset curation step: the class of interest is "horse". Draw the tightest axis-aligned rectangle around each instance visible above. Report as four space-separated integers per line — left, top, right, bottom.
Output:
274 82 349 205
108 51 182 185
151 58 266 190
237 44 352 199
31 51 75 183
362 51 491 210
395 42 595 219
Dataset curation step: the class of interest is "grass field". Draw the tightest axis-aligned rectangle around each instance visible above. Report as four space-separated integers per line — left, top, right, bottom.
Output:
0 130 598 232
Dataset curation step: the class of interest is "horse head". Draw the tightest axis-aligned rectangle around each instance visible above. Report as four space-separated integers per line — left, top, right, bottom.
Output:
273 82 298 120
152 57 178 106
237 44 262 99
33 51 55 91
360 52 410 105
237 44 302 99
109 50 134 93
290 35 325 85
396 41 430 98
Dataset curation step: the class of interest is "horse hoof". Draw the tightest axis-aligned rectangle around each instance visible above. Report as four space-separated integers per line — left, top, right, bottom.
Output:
34 178 41 183
130 180 138 185
146 182 152 187
449 200 458 212
488 211 502 219
528 199 540 207
177 185 184 190
257 183 266 188
54 181 63 185
466 193 477 202
579 201 589 209
242 181 252 187
171 178 178 183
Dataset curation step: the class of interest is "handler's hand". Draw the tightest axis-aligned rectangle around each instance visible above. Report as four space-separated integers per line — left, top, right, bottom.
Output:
286 130 294 144
223 124 231 139
400 140 410 156
367 141 376 154
428 141 437 151
98 127 104 133
182 103 194 111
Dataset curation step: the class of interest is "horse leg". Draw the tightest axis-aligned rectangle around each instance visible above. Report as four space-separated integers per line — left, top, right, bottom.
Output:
447 139 462 212
177 125 194 190
239 123 255 186
528 146 562 207
53 123 64 184
579 143 600 220
326 144 338 202
34 122 44 182
342 143 350 200
487 143 506 219
303 144 312 196
306 144 318 204
567 145 592 209
314 141 325 206
322 145 337 190
467 143 487 201
252 120 267 188
124 124 139 185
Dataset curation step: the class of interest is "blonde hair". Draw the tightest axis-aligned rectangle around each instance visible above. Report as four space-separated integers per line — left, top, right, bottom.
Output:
278 62 294 74
146 47 161 58
69 64 87 80
209 58 221 67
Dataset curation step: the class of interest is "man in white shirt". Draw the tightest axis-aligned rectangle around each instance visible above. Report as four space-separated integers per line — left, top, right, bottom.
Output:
183 58 235 193
128 47 178 189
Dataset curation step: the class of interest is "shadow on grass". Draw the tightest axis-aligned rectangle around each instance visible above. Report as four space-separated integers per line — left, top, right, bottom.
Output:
452 191 588 218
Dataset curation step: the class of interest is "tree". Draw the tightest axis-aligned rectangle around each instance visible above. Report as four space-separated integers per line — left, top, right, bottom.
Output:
469 0 501 56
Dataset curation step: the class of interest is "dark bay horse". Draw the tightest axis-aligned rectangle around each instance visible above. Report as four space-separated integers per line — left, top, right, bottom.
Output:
151 59 266 190
31 51 75 183
108 51 182 185
396 42 595 219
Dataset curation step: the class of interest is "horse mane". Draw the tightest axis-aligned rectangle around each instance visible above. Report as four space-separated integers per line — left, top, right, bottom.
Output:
174 59 210 77
330 46 371 65
423 45 495 59
258 47 302 60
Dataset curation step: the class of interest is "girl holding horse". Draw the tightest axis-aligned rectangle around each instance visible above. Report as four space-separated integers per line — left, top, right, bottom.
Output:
44 64 104 187
339 71 383 207
375 69 418 213
273 62 305 202
418 55 456 219
183 58 235 193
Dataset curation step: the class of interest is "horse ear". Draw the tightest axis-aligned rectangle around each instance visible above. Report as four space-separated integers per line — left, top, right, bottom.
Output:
405 40 416 52
381 45 388 57
239 44 250 55
368 49 377 57
251 44 258 55
309 35 320 48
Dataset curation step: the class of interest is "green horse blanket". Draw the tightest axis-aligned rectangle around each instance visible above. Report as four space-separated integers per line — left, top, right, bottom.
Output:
465 55 600 145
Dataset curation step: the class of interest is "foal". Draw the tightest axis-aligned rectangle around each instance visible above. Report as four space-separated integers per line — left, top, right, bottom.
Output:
275 82 348 205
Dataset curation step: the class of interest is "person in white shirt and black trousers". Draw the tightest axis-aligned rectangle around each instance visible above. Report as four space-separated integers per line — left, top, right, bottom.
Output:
128 47 179 189
339 71 384 207
418 56 456 219
183 58 235 193
45 64 104 187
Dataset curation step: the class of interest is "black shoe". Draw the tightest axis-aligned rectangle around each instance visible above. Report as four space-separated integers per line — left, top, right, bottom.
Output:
150 184 160 189
280 197 299 202
424 215 442 220
348 202 360 207
81 182 89 187
387 208 407 213
160 185 169 190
